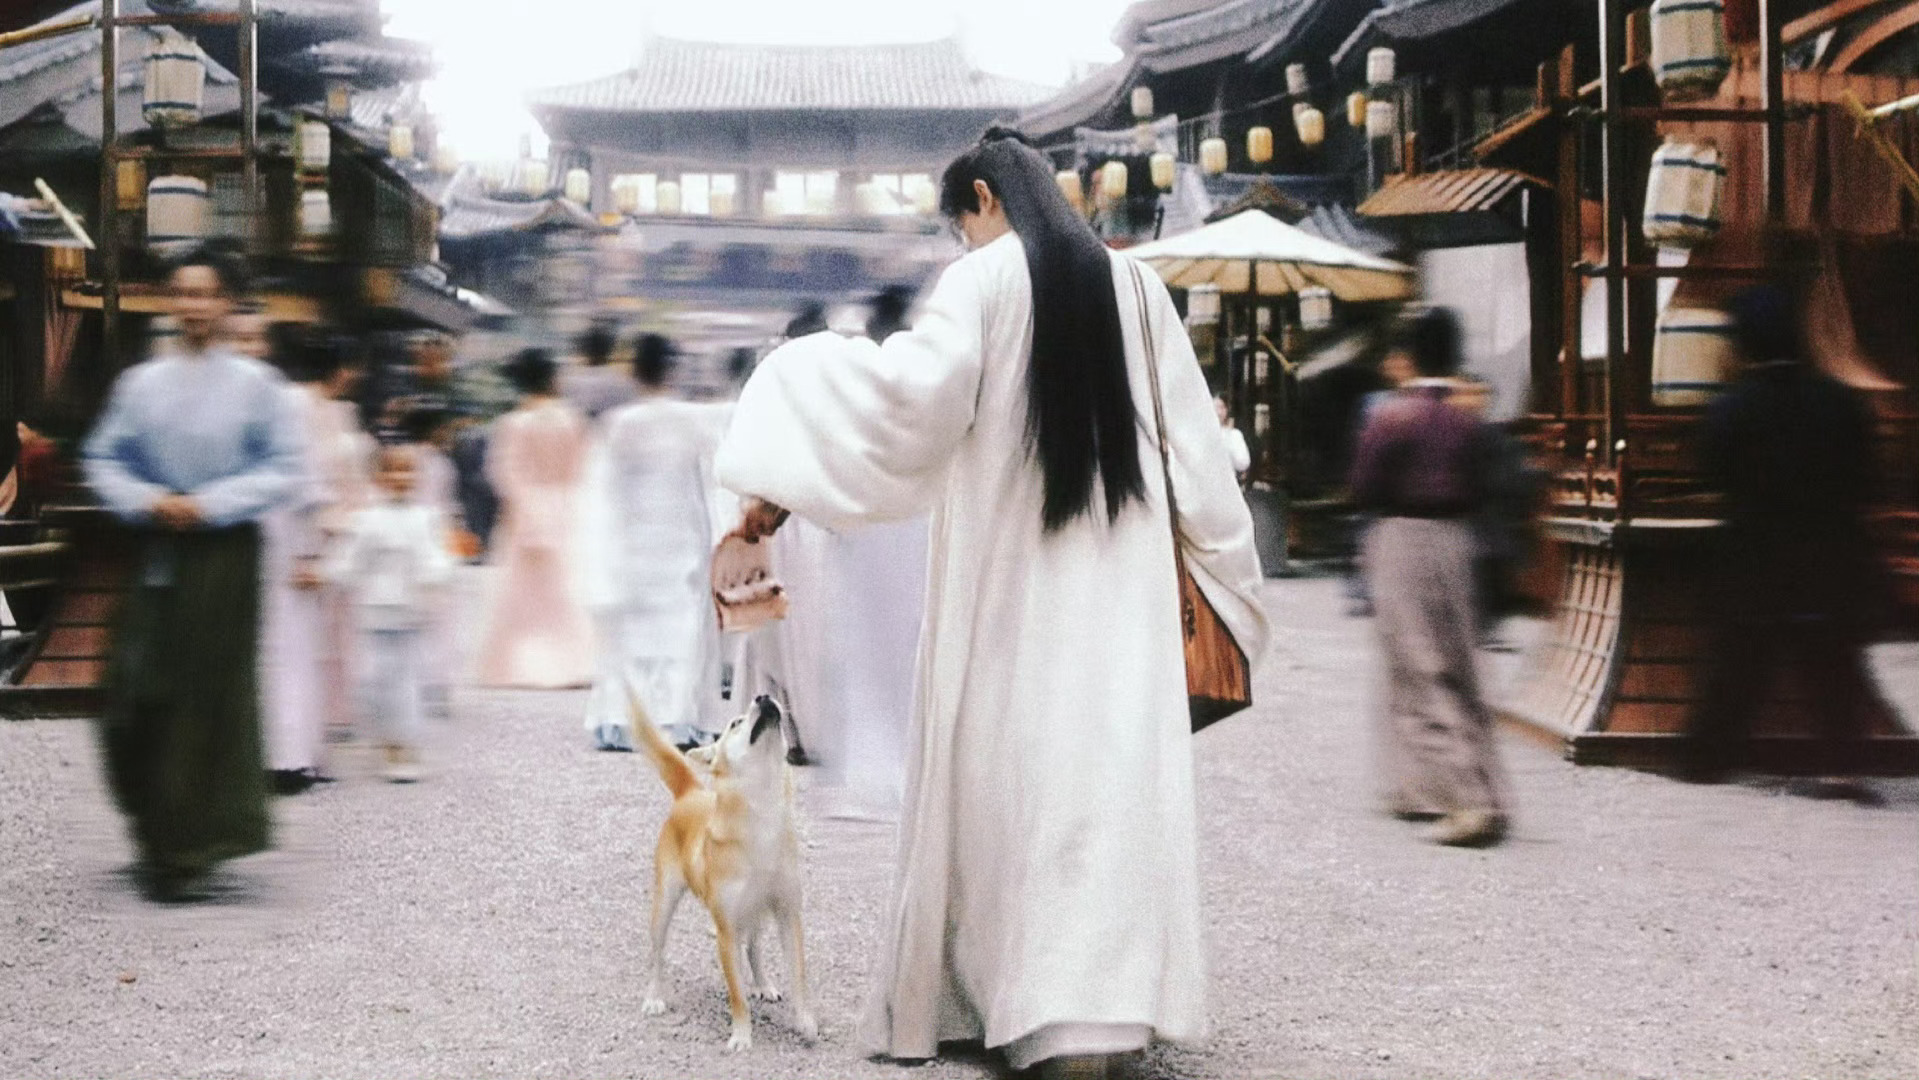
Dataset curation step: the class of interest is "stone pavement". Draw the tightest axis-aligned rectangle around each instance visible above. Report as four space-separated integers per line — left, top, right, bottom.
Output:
2 573 1915 1080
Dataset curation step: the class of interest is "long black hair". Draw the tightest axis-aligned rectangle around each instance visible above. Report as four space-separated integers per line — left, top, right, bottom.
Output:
939 127 1145 532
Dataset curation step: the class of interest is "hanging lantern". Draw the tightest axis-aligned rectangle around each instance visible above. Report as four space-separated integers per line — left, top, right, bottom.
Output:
1254 402 1272 439
1285 63 1309 97
1131 86 1154 119
1246 126 1274 165
1186 284 1221 326
564 167 591 205
432 143 459 175
1650 0 1729 101
612 175 641 215
657 180 682 215
388 122 415 162
1099 160 1129 201
296 120 330 174
323 70 353 121
1365 100 1398 140
1346 92 1369 129
1149 151 1176 191
116 159 147 210
299 188 333 237
143 30 205 128
1295 106 1325 148
711 187 737 217
1652 305 1737 406
1367 47 1396 86
146 175 208 242
1298 286 1334 330
1642 137 1723 247
1200 137 1229 175
518 159 549 198
1055 169 1085 212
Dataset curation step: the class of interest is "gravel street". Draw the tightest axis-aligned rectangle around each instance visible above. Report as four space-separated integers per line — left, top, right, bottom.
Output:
3 572 1915 1080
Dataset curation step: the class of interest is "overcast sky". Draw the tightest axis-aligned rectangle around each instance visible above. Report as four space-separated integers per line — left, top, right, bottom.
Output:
381 0 1137 159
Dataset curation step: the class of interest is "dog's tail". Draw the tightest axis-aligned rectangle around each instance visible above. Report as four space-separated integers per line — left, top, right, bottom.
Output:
626 684 702 800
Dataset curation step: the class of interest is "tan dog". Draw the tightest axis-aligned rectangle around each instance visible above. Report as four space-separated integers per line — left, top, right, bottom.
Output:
630 688 817 1051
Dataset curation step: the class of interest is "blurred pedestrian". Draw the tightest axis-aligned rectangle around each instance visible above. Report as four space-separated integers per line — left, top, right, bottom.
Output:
1681 285 1886 795
1349 308 1509 847
82 249 304 900
1344 340 1420 617
474 348 595 688
1215 394 1251 481
559 319 636 420
579 334 728 752
717 129 1268 1077
316 443 454 782
401 405 465 720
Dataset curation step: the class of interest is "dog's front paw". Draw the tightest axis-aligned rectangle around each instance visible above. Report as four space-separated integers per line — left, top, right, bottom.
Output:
640 996 667 1017
726 1026 753 1053
752 984 784 1002
795 1011 820 1043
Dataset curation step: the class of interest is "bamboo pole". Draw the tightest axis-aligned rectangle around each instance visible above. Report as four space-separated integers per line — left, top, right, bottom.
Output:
0 15 96 51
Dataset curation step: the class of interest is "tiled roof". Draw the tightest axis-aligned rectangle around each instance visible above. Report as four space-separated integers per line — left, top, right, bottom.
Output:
529 37 1051 114
1297 203 1400 257
438 191 608 242
1 3 241 134
1331 0 1535 70
1356 167 1536 217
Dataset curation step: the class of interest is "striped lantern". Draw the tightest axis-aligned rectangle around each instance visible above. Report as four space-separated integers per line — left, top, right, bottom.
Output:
1642 137 1723 247
1200 137 1229 175
1099 160 1129 201
1285 63 1309 97
1247 126 1274 165
1298 286 1333 330
1131 86 1154 119
1367 47 1396 86
1346 91 1369 129
143 30 205 128
564 168 591 205
1150 151 1177 191
146 175 209 242
297 120 330 174
1186 284 1221 326
1651 305 1737 406
1365 100 1398 140
1056 169 1085 212
1650 0 1730 101
1295 106 1325 148
388 123 415 162
299 189 333 236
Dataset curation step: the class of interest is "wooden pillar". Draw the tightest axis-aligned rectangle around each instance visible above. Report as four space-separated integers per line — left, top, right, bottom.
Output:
1556 43 1582 420
98 0 120 374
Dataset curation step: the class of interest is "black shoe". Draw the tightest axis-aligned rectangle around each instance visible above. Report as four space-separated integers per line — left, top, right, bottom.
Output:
267 769 316 796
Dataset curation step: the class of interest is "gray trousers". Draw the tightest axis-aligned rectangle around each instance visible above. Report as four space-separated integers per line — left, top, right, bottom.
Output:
362 627 426 749
1365 517 1508 815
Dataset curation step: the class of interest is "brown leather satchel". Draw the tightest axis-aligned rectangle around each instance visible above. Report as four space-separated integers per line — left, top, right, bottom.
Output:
710 532 790 633
1130 262 1253 732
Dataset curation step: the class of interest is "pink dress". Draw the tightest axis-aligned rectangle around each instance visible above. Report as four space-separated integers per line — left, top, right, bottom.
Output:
475 398 596 688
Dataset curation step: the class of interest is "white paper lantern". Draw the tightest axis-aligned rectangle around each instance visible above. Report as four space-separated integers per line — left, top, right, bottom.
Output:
1247 126 1274 165
1131 86 1154 119
1367 47 1396 86
1651 0 1729 101
296 120 330 174
711 188 736 217
1285 63 1309 97
1150 151 1176 191
1056 169 1085 212
299 188 333 236
564 167 591 205
1642 137 1723 247
143 30 205 128
1365 100 1398 140
146 175 208 242
518 159 549 198
612 175 641 215
1099 160 1129 200
1200 137 1229 175
657 180 682 215
1298 286 1333 330
1186 284 1221 326
388 122 414 162
1295 107 1325 148
1651 306 1737 406
432 143 458 174
1347 91 1369 129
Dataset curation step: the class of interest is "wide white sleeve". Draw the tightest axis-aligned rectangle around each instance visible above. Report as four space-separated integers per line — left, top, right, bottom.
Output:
714 259 984 532
573 429 621 612
1133 258 1272 669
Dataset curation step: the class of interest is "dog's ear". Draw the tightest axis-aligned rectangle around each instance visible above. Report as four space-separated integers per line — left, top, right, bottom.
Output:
748 695 783 745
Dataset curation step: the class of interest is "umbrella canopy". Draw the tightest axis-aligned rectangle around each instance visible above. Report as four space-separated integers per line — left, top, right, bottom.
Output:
1128 208 1416 301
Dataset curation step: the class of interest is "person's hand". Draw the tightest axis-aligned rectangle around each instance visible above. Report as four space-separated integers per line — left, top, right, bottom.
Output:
735 497 789 542
151 493 205 531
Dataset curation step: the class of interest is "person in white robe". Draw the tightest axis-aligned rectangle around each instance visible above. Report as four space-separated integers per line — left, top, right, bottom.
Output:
577 335 731 751
715 132 1268 1076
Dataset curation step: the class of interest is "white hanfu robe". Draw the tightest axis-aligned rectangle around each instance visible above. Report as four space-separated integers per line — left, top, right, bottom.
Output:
578 395 730 748
715 234 1269 1066
258 384 331 774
